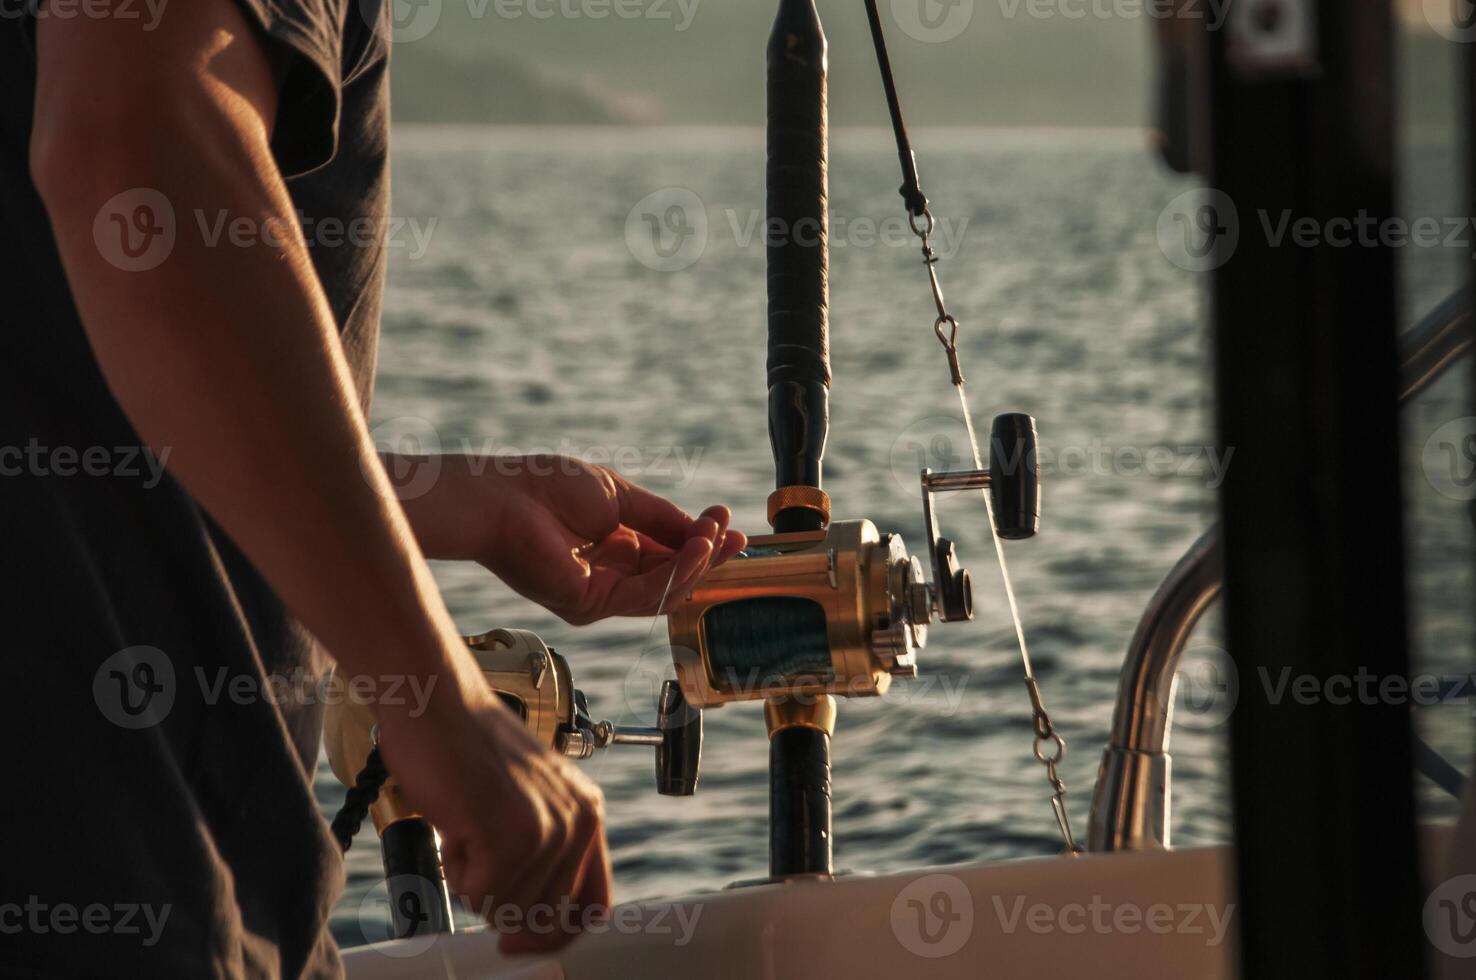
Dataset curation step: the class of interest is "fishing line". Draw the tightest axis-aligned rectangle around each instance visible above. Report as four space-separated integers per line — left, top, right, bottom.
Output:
955 386 1035 682
647 558 681 655
864 0 1080 853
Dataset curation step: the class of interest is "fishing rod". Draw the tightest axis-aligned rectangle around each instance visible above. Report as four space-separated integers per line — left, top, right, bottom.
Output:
326 0 1076 939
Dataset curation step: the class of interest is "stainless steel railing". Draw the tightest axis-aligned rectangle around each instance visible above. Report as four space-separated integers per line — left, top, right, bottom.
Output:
1087 288 1473 851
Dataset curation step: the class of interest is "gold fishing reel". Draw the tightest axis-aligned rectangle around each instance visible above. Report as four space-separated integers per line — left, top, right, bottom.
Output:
665 519 930 708
324 629 702 832
665 413 1041 712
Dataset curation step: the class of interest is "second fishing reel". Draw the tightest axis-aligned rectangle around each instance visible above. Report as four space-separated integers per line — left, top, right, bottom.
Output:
325 628 702 839
664 412 1041 712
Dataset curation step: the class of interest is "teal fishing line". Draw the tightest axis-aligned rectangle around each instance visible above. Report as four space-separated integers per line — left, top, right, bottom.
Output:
703 597 833 683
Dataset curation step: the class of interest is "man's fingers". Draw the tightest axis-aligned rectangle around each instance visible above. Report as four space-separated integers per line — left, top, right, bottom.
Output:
596 535 713 618
497 819 609 955
716 527 747 562
614 478 702 550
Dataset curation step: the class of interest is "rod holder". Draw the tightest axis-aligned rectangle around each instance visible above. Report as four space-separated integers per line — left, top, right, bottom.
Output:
380 818 456 940
765 696 836 877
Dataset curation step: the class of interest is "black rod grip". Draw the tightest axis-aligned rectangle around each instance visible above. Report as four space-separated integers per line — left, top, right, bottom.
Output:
766 0 830 391
769 726 833 876
767 0 830 531
380 817 456 940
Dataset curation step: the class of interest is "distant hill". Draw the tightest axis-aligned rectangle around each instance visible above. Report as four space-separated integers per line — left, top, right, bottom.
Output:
390 46 626 123
386 5 1459 129
388 1 1148 126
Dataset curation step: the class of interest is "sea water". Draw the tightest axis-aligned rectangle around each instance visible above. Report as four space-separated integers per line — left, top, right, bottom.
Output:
322 126 1474 944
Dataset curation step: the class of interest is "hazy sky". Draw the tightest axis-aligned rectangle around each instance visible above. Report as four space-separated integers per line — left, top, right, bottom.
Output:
387 0 1455 126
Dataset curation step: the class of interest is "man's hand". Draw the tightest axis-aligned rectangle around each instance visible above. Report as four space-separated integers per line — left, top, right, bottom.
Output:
392 454 747 625
377 690 610 955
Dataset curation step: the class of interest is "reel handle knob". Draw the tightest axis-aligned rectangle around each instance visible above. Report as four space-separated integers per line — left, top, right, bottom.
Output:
935 537 974 622
989 413 1040 540
656 680 702 797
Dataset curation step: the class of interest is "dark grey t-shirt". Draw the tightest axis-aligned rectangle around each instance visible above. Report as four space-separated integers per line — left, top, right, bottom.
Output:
1 2 390 976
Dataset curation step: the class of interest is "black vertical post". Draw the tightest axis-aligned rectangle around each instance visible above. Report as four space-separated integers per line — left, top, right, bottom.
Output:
765 0 834 878
1468 0 1476 542
1207 2 1424 977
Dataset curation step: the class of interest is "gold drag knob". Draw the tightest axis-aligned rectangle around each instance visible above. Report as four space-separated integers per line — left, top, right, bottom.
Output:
767 485 831 529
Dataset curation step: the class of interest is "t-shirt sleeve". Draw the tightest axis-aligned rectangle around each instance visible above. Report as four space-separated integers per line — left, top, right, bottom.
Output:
228 0 346 177
18 0 348 179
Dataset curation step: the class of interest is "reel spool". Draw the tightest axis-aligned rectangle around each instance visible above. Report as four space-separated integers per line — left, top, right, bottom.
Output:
665 520 929 708
663 412 1041 713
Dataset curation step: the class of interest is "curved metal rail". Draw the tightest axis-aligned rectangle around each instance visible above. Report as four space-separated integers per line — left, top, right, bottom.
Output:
1087 287 1473 851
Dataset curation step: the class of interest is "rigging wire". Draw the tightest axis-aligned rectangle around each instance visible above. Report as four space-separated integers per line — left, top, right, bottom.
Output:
863 0 1080 853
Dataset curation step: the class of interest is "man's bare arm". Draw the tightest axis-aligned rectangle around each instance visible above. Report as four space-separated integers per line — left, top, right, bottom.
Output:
31 3 611 949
